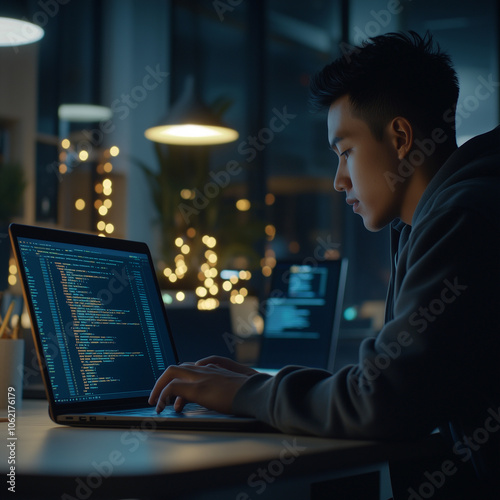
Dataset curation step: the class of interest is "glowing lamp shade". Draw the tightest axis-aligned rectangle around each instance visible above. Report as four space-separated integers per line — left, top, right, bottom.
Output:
0 17 44 47
58 104 112 123
145 76 239 146
145 123 238 146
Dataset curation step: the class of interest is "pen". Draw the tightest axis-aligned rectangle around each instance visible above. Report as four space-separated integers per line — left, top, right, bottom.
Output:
0 301 15 339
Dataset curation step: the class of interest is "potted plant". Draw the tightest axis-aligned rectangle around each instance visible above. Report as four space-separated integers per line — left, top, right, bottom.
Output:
134 97 264 292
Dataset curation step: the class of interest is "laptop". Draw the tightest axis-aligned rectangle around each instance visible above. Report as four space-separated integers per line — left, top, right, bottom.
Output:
256 259 347 374
9 223 265 431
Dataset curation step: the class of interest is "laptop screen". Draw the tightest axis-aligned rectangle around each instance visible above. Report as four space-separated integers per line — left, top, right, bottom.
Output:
258 259 347 371
15 234 176 405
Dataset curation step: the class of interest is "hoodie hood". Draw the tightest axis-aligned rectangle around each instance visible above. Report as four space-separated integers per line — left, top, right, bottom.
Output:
413 126 500 227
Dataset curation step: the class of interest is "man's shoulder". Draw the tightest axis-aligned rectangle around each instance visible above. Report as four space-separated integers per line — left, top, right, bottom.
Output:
418 151 500 226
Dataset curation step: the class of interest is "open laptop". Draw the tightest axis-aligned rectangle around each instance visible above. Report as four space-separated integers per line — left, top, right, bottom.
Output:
9 223 265 431
256 259 347 374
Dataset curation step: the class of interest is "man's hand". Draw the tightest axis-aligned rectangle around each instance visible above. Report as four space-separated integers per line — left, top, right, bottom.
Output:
148 356 258 414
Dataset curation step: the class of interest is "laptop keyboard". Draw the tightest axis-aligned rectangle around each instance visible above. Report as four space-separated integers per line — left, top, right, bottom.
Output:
108 403 221 417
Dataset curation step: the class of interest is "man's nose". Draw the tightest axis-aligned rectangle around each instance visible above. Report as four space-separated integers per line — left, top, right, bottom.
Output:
333 160 351 192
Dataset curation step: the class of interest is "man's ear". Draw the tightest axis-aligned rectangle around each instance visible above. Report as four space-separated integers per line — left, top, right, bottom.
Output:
388 117 413 160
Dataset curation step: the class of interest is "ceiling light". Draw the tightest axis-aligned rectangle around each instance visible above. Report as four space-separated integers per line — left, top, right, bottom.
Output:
58 104 112 123
0 17 44 47
144 76 239 146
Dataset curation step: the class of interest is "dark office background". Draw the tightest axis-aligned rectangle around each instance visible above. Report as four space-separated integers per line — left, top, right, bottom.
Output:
1 0 498 323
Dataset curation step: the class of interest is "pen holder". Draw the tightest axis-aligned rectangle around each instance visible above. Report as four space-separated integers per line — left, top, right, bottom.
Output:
0 338 24 412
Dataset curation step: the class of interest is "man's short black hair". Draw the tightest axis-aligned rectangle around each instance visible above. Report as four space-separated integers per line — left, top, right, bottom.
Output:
309 31 459 144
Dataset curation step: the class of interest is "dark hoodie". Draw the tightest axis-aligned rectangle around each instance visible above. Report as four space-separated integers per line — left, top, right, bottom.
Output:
233 127 500 473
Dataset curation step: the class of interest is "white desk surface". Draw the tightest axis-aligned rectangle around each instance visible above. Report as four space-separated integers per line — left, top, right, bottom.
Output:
1 400 446 499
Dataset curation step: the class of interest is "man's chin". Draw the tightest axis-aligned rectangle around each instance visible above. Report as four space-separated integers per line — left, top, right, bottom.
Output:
361 215 386 233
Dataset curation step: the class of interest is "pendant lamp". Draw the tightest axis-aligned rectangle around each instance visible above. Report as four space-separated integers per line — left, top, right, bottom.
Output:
144 75 239 146
0 17 44 47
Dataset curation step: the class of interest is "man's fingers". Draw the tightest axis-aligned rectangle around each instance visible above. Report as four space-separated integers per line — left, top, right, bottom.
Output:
156 378 192 413
149 364 194 405
196 355 229 366
174 396 188 413
153 365 209 411
196 356 258 376
150 362 250 415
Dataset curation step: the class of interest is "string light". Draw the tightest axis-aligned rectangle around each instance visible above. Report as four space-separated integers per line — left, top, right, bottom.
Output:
94 149 117 237
161 230 253 310
236 199 251 211
75 199 85 211
7 258 17 286
265 193 275 205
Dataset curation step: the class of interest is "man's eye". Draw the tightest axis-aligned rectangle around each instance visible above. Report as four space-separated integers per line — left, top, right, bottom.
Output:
340 149 351 159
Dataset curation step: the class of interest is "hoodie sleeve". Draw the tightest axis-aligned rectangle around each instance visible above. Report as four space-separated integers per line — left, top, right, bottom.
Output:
232 206 500 439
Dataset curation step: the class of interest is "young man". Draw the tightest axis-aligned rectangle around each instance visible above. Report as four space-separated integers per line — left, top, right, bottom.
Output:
150 32 500 493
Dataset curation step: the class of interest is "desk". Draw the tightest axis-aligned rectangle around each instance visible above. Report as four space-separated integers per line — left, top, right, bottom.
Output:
1 400 447 500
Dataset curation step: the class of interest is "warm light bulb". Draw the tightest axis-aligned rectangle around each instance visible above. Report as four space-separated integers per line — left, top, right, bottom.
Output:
145 124 239 146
